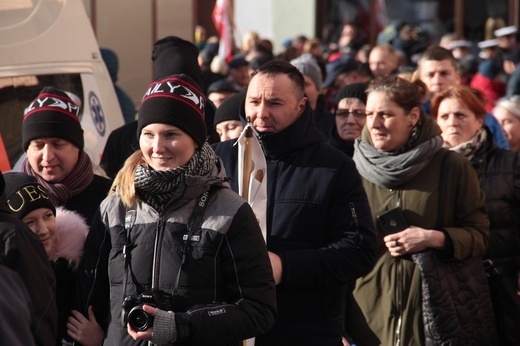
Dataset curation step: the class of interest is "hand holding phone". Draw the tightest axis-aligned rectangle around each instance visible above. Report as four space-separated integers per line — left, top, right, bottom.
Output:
377 207 408 235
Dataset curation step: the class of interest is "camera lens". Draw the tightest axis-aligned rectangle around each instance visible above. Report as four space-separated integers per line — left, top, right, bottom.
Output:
128 306 154 331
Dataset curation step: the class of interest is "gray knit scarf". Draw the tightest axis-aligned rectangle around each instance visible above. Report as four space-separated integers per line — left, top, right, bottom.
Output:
353 134 444 189
134 143 217 213
443 127 487 161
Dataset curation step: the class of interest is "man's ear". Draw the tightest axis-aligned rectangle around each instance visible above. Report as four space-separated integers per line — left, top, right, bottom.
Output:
298 97 307 115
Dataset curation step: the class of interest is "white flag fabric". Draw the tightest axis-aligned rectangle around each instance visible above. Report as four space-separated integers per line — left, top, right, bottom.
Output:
236 124 267 242
236 124 267 346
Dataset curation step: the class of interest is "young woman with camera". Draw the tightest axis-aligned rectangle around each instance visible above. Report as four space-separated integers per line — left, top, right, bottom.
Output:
78 74 276 345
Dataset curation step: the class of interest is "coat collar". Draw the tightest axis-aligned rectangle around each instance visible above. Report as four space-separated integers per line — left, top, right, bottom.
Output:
258 103 323 160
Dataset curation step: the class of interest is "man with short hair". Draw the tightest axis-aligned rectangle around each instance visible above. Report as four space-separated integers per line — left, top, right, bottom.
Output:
368 44 399 78
418 46 509 149
227 57 250 90
213 59 376 346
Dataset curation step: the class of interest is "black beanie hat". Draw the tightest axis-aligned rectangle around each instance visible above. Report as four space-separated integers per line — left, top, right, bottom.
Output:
214 91 246 126
138 74 207 146
152 36 204 89
335 82 370 110
3 172 56 220
22 87 83 151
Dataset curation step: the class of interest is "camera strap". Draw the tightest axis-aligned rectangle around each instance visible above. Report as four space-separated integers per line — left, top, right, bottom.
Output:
122 204 137 301
120 188 215 301
173 187 214 295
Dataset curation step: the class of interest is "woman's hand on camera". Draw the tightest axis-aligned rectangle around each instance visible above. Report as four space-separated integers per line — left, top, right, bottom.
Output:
127 304 157 341
66 306 104 346
384 226 446 256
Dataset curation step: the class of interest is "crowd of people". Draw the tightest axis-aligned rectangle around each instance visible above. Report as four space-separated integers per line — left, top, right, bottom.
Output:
0 17 519 346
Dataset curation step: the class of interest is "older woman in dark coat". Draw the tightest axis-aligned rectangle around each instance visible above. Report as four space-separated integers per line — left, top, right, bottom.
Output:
432 85 520 346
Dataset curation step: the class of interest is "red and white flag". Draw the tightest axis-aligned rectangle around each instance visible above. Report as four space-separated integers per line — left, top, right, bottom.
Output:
212 0 234 63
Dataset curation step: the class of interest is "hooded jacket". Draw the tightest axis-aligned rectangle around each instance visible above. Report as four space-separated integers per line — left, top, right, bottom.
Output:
78 158 276 345
214 103 377 346
345 114 490 346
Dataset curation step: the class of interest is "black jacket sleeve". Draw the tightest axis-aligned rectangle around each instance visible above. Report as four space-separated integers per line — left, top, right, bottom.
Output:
173 203 276 344
0 217 57 346
76 208 111 332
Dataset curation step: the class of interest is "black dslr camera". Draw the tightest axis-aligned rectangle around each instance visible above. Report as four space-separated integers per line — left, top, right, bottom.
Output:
122 290 173 331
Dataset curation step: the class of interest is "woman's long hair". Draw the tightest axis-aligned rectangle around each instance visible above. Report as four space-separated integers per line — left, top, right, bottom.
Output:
109 150 144 207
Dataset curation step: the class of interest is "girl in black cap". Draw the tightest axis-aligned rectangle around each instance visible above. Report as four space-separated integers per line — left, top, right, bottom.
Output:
78 74 275 345
3 171 104 346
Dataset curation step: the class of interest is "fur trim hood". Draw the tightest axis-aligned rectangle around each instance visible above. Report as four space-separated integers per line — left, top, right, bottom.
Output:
50 207 89 268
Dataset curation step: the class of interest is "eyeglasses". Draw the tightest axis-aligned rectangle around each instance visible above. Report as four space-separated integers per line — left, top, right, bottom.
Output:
335 109 366 119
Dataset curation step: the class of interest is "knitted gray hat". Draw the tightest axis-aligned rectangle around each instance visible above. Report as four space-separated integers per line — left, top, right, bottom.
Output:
290 54 323 90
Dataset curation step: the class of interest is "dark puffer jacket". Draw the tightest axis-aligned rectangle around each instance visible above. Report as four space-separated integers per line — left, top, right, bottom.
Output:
78 160 276 346
214 104 377 346
470 126 520 345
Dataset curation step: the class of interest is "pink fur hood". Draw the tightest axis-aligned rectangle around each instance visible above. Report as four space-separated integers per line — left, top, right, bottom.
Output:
49 207 89 268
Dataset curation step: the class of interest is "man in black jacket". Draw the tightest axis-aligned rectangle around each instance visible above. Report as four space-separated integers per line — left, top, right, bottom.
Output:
0 171 57 346
213 59 377 346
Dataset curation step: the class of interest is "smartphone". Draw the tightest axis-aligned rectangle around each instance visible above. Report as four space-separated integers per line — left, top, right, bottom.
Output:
376 207 408 235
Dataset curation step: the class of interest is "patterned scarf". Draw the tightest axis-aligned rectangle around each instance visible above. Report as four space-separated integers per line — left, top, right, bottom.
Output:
134 143 217 213
443 127 487 161
22 150 94 206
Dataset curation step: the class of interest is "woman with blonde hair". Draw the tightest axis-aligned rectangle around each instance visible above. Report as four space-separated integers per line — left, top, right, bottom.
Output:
78 74 276 345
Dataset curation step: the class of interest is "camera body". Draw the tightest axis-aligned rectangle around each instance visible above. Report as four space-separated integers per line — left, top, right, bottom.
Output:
122 290 172 331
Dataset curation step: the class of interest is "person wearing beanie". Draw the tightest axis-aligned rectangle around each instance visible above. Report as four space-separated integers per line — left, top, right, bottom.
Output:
78 74 276 345
291 54 335 140
0 170 58 346
214 90 246 142
100 48 137 124
493 95 520 152
207 79 239 108
290 54 323 110
469 59 506 112
21 86 112 226
227 56 250 90
328 82 369 157
3 171 103 346
99 36 221 180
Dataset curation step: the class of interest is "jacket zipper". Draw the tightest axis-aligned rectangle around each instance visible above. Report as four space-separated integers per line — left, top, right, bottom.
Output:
152 216 165 289
395 258 402 346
